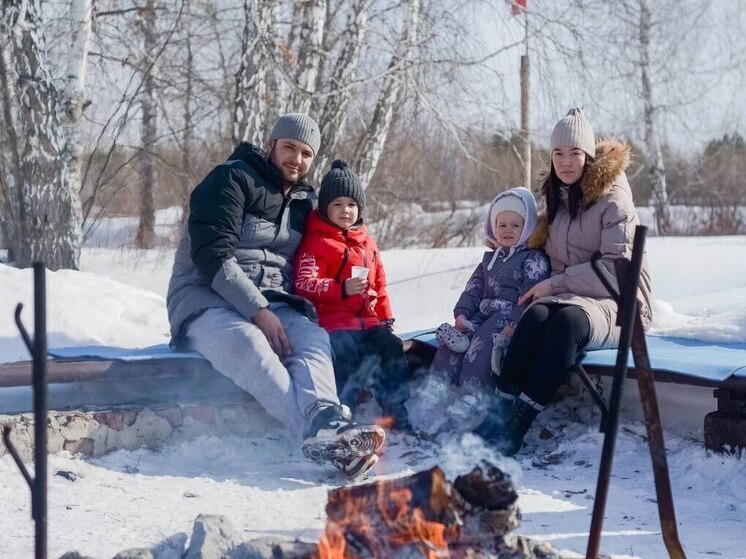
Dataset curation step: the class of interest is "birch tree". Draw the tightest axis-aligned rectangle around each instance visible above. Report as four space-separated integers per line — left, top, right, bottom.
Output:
351 0 421 187
135 0 159 249
313 0 369 177
638 0 671 234
179 0 194 223
0 13 23 260
0 0 87 270
233 0 272 146
575 0 736 233
288 0 326 113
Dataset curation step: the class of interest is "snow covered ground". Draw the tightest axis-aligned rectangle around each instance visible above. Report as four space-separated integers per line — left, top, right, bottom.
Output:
2 226 746 558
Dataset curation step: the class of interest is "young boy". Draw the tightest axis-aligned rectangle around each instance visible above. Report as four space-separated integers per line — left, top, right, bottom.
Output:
424 187 550 432
294 160 411 431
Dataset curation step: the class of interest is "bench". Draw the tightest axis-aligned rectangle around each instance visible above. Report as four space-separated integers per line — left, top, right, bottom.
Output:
2 334 745 450
0 345 250 414
402 330 746 451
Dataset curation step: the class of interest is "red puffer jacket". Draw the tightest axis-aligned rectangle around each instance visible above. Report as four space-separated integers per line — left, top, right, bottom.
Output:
294 209 393 332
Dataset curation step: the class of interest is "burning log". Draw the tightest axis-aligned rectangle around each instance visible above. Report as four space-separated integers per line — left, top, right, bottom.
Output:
452 463 520 538
316 462 531 559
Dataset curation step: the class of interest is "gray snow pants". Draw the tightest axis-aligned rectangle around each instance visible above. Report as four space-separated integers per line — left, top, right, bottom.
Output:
185 304 340 440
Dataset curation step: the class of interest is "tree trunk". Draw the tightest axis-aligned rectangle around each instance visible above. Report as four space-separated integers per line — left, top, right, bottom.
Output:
136 0 158 249
0 11 24 263
59 0 91 256
3 0 83 270
313 0 369 179
289 0 327 113
310 0 337 117
351 0 421 188
639 0 671 235
263 1 284 128
233 0 272 146
180 0 194 227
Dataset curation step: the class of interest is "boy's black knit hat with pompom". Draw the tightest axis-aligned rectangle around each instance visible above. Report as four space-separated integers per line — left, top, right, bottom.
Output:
318 160 366 217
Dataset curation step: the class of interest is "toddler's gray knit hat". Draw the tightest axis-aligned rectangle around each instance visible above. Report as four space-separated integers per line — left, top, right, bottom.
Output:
319 160 366 218
269 113 321 155
550 107 595 159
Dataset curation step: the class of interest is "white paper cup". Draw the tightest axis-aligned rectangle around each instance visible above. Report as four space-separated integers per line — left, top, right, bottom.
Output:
350 266 369 280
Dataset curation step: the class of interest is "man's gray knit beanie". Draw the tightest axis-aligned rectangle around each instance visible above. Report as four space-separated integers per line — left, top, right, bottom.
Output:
269 113 321 155
319 160 366 218
550 107 595 159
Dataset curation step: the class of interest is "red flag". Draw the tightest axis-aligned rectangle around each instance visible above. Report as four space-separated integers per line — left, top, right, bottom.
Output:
511 0 526 16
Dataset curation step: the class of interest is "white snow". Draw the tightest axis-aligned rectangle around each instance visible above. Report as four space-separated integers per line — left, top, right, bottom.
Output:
2 224 746 558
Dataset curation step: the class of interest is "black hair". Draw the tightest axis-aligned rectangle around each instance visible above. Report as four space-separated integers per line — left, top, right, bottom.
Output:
541 162 589 223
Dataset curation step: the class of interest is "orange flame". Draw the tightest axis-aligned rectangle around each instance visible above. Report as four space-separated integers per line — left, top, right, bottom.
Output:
318 477 451 558
375 415 396 430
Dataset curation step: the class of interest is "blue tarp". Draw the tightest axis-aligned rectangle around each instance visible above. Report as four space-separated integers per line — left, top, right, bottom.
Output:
404 331 746 384
48 345 201 361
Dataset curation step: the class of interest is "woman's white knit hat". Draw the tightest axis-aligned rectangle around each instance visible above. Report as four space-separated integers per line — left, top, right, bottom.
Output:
550 107 595 159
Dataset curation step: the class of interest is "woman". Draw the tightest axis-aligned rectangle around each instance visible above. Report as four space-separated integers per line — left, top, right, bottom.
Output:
474 107 653 455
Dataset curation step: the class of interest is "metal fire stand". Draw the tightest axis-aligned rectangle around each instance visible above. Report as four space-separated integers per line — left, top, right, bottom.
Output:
2 262 49 559
582 226 686 559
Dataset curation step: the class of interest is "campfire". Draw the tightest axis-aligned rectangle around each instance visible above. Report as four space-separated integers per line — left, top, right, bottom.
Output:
315 462 538 559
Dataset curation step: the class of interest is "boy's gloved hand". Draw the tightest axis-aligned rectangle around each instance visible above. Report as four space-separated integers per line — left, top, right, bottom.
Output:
380 318 395 331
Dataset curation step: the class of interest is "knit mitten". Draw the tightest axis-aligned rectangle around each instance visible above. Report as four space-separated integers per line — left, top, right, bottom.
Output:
491 333 511 376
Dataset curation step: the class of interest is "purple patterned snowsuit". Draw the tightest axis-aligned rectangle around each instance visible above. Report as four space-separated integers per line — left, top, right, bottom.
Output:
430 188 550 390
431 247 550 388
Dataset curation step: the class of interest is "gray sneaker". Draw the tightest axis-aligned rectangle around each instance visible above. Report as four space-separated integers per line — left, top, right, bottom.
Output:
331 452 380 480
302 404 385 475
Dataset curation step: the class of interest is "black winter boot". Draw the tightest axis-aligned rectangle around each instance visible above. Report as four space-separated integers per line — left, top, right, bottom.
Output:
497 396 542 456
472 374 521 443
473 392 517 444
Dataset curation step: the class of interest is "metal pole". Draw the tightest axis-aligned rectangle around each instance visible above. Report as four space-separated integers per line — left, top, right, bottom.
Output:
4 263 48 559
586 227 647 559
32 262 48 559
520 7 531 187
631 315 686 558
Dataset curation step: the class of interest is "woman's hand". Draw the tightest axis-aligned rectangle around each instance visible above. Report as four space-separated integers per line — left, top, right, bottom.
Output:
500 324 515 338
344 277 367 296
518 279 552 305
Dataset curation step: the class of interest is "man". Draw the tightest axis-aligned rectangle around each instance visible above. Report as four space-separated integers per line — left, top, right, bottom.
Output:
167 113 385 477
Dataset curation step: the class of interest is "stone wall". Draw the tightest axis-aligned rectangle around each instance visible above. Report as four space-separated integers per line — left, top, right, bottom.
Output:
59 513 579 559
1 401 278 461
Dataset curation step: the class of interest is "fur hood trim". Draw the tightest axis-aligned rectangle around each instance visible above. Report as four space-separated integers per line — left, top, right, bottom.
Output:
527 138 630 250
580 138 631 205
527 213 548 250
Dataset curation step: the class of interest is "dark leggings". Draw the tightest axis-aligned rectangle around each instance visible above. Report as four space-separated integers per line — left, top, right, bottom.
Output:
329 326 410 411
500 303 591 405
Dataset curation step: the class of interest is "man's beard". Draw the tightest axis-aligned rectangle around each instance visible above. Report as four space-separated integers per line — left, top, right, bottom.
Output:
267 146 308 186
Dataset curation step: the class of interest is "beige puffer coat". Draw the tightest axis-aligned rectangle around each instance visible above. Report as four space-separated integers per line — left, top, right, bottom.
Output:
528 138 653 350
